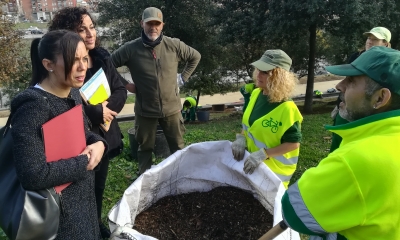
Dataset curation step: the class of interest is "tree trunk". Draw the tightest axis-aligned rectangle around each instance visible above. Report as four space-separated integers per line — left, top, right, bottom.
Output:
303 23 317 114
391 30 399 50
195 89 201 111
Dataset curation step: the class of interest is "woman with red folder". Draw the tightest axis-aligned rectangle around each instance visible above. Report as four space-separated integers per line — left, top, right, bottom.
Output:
48 7 128 238
10 30 107 239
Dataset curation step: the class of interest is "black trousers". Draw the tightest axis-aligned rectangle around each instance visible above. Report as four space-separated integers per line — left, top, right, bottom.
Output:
94 153 111 220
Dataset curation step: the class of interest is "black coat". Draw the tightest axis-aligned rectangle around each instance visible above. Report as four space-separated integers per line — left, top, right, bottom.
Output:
84 47 127 158
347 50 365 64
10 87 108 240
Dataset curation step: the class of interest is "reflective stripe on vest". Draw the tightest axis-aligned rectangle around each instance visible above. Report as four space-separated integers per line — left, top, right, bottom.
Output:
242 123 299 166
309 235 338 240
275 173 293 182
286 182 330 234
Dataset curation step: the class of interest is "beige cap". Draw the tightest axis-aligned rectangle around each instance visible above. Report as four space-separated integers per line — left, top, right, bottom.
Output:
251 49 292 72
363 27 391 42
142 7 163 23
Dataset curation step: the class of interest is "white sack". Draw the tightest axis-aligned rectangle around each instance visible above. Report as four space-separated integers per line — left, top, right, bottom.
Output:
108 140 300 240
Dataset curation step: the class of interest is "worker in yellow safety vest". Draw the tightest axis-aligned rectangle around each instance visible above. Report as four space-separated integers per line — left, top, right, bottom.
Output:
282 46 400 239
231 49 303 188
181 96 200 124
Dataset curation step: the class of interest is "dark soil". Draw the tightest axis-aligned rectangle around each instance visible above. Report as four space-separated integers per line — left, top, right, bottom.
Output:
133 186 273 240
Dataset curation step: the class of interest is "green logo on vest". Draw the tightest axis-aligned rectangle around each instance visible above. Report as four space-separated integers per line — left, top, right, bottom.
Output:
262 117 282 133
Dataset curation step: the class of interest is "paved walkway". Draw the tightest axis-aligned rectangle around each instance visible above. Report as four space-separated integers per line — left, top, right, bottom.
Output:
0 80 341 127
118 80 341 116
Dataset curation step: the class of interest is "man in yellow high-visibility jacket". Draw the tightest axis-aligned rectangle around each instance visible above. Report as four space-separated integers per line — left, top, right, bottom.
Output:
282 46 400 239
329 27 392 153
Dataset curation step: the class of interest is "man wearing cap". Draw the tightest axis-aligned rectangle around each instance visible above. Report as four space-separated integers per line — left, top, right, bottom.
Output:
281 46 400 239
231 49 302 188
330 26 391 153
112 7 201 174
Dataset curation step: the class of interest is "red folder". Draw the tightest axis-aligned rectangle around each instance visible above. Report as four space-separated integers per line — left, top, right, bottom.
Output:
42 104 86 194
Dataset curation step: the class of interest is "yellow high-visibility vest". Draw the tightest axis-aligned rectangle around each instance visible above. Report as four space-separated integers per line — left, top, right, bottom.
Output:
242 88 303 188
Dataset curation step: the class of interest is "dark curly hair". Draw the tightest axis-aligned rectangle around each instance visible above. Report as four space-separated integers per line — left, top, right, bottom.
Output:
48 7 100 48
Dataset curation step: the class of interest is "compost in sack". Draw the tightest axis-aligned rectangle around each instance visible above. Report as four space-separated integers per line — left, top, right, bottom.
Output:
134 186 274 239
108 141 300 240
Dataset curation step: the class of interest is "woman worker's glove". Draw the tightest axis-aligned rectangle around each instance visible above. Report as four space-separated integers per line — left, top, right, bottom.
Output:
231 134 246 160
243 148 268 174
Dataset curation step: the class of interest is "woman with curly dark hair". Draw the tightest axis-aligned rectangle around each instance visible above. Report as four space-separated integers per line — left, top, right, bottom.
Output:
49 7 127 238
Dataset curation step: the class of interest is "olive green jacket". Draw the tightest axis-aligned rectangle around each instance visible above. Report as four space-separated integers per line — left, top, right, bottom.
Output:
112 36 201 118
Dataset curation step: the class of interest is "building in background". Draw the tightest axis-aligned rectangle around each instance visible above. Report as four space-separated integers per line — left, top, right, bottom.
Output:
6 0 18 13
77 0 88 8
2 0 22 23
77 0 98 12
26 0 76 21
1 2 8 15
5 0 98 22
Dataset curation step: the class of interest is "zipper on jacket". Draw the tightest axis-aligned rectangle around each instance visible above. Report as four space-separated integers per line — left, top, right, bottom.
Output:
151 49 164 117
58 191 65 216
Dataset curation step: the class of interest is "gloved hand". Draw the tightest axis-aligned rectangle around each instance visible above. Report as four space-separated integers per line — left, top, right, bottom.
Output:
177 73 185 87
110 226 139 240
243 148 268 174
231 134 246 160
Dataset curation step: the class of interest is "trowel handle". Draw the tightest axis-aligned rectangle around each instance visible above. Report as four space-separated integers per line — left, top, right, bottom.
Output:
258 220 288 240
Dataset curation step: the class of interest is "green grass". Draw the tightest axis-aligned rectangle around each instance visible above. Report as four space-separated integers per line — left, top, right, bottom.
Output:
291 112 332 183
183 112 241 144
15 22 48 29
125 94 135 104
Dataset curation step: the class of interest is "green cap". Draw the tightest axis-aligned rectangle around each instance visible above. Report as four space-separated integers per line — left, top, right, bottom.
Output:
142 7 163 23
251 49 292 72
363 27 391 42
325 46 400 95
